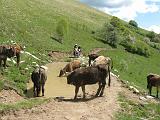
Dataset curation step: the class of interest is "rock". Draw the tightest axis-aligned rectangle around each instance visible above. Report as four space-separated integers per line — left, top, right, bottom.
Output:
139 96 147 101
129 86 134 90
133 87 140 94
146 95 154 99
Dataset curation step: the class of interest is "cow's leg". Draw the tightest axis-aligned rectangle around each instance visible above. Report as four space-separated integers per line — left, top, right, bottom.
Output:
16 53 20 67
95 83 102 97
81 85 85 99
156 86 159 98
37 85 41 97
74 86 80 99
42 84 45 96
3 58 7 68
149 86 152 96
33 84 36 97
100 80 106 96
100 84 106 97
88 59 91 66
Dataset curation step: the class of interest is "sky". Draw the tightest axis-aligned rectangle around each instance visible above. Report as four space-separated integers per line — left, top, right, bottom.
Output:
79 0 160 33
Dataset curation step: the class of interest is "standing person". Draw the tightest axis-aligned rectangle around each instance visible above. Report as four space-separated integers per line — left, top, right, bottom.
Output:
78 46 82 57
73 44 78 57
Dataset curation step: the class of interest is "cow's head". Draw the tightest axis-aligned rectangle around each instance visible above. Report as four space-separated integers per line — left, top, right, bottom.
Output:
59 69 65 77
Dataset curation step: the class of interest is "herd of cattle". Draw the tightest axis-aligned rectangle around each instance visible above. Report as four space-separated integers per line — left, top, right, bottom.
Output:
0 45 160 99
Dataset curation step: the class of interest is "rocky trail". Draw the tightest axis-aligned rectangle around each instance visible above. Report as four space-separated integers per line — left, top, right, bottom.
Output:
1 67 123 120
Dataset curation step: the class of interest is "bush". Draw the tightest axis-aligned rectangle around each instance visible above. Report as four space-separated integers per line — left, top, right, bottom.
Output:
110 16 121 27
129 20 138 28
148 42 160 50
121 36 151 57
95 22 119 48
56 19 68 43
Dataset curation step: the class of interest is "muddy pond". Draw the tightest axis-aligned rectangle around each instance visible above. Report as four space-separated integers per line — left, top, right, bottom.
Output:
26 62 97 98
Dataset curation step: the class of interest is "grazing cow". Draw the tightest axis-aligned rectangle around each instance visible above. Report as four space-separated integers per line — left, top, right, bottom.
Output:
31 67 47 97
8 44 23 67
59 60 81 77
0 46 15 68
67 64 109 99
93 56 113 86
147 73 160 98
88 53 99 66
0 44 23 68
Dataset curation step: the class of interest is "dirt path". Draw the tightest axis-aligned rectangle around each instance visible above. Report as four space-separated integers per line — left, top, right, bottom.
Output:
1 61 124 120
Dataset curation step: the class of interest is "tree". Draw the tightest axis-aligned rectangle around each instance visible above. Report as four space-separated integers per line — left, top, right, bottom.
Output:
110 16 121 27
107 30 118 48
146 31 155 42
56 19 68 43
129 20 138 28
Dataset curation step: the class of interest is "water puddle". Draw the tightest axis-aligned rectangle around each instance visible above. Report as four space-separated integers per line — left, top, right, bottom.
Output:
26 62 75 98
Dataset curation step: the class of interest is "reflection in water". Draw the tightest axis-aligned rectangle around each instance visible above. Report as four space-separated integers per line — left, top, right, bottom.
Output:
26 62 75 98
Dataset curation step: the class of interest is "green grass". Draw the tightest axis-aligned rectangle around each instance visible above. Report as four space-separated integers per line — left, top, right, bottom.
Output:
101 47 160 94
0 98 49 113
0 0 159 97
116 92 160 120
0 0 110 93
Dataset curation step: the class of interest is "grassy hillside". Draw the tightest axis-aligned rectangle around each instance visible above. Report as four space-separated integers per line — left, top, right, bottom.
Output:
0 0 111 53
0 0 112 93
0 0 160 96
0 0 160 119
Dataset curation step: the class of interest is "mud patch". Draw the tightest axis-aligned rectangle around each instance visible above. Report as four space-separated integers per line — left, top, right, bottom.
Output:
0 89 23 104
26 62 75 98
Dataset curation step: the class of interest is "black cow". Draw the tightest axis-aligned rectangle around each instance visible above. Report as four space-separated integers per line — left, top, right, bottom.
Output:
88 53 99 66
31 67 47 97
0 46 15 68
67 64 110 99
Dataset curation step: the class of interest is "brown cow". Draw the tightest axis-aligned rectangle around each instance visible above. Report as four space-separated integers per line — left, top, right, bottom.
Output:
147 73 160 98
67 64 109 99
59 60 81 77
10 44 23 67
93 56 113 86
0 44 23 68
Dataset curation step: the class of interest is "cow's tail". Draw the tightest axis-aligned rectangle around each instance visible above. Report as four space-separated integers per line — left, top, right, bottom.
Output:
108 65 111 87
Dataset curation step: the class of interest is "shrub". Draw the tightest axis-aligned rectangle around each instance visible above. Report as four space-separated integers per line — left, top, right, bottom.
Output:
148 42 160 50
56 19 68 43
95 22 119 48
121 36 151 57
129 20 138 28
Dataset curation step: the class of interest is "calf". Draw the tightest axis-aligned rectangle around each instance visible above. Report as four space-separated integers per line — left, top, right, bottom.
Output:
88 53 99 66
67 65 109 99
59 60 81 77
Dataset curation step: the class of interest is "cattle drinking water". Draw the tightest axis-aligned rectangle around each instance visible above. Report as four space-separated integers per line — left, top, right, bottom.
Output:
59 60 81 77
